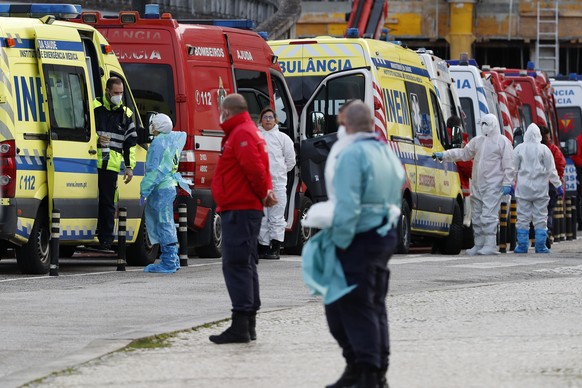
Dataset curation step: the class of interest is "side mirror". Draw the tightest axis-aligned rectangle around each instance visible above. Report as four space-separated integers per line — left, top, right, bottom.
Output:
450 126 463 148
310 111 325 137
513 127 524 147
561 137 578 156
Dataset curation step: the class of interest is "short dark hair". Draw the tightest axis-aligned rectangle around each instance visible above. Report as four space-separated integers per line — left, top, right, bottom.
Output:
106 76 123 90
539 125 550 137
259 107 276 121
446 115 462 128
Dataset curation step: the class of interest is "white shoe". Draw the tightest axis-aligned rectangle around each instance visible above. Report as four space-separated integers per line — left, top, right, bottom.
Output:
466 235 483 256
477 235 500 255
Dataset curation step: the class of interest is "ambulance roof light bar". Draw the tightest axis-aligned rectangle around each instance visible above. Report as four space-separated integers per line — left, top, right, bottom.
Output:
0 4 80 19
144 4 160 19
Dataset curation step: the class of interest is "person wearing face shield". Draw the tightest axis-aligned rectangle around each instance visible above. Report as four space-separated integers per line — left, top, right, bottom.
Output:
513 123 563 254
432 113 515 255
93 77 137 252
141 113 191 273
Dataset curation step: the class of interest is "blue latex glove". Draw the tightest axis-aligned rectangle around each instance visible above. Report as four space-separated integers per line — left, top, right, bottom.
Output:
556 185 564 197
139 195 146 207
432 152 444 161
501 186 512 196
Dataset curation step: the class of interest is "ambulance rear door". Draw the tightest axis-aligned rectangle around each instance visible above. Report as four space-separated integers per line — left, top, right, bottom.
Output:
34 24 98 229
299 68 373 202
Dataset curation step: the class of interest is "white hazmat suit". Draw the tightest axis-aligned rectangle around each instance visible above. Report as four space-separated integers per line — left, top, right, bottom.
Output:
258 124 296 248
439 113 515 255
513 123 562 253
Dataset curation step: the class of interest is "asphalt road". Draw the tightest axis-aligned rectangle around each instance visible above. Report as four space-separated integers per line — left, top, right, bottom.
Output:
1 240 582 387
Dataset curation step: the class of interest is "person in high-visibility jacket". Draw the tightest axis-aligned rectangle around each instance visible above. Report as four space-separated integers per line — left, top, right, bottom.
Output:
93 76 137 251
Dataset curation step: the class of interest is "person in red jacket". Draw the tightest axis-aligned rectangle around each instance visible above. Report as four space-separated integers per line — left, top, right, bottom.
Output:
540 125 566 242
209 94 277 344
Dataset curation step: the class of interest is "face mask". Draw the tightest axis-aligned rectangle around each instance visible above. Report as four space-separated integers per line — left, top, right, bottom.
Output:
337 125 347 139
110 94 122 106
219 111 228 124
149 123 155 135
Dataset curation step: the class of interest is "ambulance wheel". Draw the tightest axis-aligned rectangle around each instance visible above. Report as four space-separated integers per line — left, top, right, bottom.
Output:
440 201 463 255
287 196 313 255
126 217 159 266
16 207 50 274
197 211 222 258
396 200 411 254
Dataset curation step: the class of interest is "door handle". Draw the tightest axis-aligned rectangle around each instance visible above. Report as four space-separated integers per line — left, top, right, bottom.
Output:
88 149 97 155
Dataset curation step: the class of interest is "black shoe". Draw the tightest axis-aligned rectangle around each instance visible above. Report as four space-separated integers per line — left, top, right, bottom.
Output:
263 240 281 260
92 243 114 253
248 312 257 341
258 244 270 260
209 312 251 344
354 364 379 388
326 364 359 388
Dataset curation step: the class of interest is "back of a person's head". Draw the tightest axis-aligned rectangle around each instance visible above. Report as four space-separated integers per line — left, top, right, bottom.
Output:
221 94 248 115
446 115 462 128
538 125 550 137
345 101 373 133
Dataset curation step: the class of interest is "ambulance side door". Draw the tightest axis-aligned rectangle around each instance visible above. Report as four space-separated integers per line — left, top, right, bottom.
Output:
300 68 372 202
34 25 98 231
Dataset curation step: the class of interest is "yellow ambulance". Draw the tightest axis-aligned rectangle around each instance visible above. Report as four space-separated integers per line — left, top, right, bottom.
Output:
0 4 154 273
270 34 465 254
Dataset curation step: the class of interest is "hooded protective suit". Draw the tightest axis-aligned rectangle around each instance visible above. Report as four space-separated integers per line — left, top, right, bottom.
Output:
258 124 295 246
141 114 191 273
513 123 562 253
441 113 515 255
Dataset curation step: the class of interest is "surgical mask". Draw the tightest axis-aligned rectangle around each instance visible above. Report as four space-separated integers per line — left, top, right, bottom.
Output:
219 111 228 124
110 94 122 106
149 123 155 135
337 125 347 139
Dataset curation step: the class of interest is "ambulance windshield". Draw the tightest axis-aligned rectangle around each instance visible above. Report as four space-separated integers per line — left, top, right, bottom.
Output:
120 63 176 125
556 107 582 142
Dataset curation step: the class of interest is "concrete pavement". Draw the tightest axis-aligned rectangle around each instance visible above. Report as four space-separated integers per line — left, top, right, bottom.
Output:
27 259 582 387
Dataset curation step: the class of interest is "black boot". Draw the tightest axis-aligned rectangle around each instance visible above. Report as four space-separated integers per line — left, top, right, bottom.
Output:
377 366 388 388
209 312 251 344
354 364 379 388
264 240 280 260
326 364 359 388
248 312 257 341
258 243 269 260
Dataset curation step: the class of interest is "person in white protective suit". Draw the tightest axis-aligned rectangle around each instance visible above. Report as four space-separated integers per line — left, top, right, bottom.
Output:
141 113 191 273
513 123 563 254
433 113 515 255
257 107 296 259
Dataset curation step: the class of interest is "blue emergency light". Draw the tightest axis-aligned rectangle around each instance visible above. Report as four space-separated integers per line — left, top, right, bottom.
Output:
211 19 257 30
257 31 269 41
144 4 160 19
0 4 80 18
346 28 360 38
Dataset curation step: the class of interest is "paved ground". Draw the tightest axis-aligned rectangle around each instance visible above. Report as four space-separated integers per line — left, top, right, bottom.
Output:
27 273 582 387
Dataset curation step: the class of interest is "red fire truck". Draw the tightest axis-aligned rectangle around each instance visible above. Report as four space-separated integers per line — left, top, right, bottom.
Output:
77 7 308 257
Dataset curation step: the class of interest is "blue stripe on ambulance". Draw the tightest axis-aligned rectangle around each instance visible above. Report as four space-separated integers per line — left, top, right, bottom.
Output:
371 58 430 78
2 37 84 52
476 86 489 114
412 218 449 233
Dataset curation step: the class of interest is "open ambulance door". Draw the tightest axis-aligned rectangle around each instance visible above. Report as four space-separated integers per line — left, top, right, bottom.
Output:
299 68 373 203
35 24 99 233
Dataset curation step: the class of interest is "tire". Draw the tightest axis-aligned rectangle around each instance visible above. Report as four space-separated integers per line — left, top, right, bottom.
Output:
126 216 159 266
287 196 313 255
197 211 222 258
16 206 50 274
60 245 77 258
462 225 475 249
396 200 411 254
440 201 463 255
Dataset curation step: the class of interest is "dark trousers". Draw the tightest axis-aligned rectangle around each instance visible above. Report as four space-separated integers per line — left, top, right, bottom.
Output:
547 183 558 230
325 228 398 370
221 210 262 314
97 169 118 245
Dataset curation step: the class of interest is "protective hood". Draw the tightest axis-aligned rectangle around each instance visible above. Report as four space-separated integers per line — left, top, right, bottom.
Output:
480 113 500 137
150 113 173 134
524 123 542 143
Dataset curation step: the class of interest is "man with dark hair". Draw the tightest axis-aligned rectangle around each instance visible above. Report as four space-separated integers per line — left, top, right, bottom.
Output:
210 93 277 344
94 76 137 251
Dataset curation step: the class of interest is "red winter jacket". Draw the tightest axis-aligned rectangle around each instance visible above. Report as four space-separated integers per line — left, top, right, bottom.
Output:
548 143 566 180
211 111 272 212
